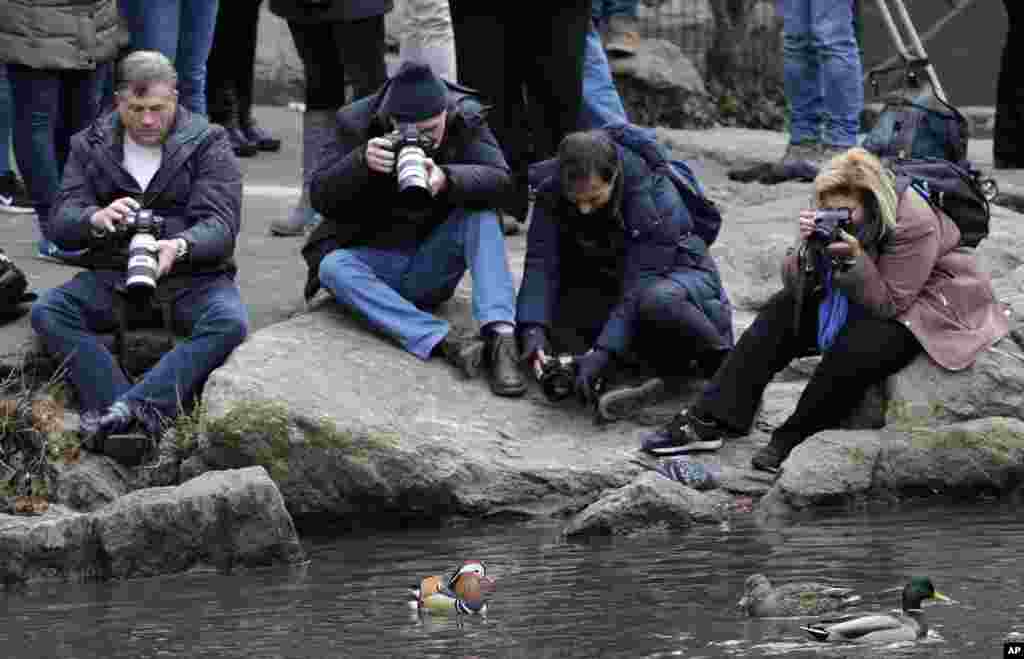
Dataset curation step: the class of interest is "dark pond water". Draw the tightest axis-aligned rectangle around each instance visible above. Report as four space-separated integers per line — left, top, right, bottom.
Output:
2 501 1023 658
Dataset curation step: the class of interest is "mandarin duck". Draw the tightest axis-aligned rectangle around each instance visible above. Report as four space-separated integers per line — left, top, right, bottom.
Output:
408 560 495 615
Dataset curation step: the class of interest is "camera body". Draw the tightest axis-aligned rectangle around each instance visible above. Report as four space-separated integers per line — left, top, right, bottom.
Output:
808 207 852 246
535 354 577 402
121 209 165 293
385 124 437 199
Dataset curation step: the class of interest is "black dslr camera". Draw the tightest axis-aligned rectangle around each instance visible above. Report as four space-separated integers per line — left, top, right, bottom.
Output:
119 209 165 293
385 123 437 200
534 354 578 402
807 207 852 246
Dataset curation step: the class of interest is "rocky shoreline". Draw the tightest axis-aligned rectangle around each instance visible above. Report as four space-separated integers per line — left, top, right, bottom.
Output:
3 125 1024 584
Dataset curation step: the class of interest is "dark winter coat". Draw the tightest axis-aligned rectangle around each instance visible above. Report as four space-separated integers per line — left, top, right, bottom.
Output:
302 83 511 300
51 107 243 284
268 0 393 24
516 138 733 357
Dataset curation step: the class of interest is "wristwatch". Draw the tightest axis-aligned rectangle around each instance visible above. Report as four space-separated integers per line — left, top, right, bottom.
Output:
173 238 189 262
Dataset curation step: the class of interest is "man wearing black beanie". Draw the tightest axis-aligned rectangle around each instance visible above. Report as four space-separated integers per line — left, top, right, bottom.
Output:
300 62 526 397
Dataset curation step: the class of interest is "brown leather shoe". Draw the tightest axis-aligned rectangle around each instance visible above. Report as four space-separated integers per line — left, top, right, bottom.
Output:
605 15 641 57
487 333 526 397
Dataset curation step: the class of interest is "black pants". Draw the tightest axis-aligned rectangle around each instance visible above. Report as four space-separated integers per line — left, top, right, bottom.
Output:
287 16 388 111
995 0 1024 166
550 277 730 377
206 0 261 124
449 0 591 215
694 288 922 442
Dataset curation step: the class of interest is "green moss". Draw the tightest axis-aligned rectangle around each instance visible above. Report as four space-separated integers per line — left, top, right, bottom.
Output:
30 476 48 499
0 479 14 497
207 400 291 451
845 445 868 465
300 416 397 461
172 401 208 454
46 430 81 463
908 421 1024 454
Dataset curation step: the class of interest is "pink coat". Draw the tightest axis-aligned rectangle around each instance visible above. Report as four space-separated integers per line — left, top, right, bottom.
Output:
783 189 1010 371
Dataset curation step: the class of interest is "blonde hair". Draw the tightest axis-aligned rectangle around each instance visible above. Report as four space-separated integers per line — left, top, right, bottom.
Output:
813 147 899 241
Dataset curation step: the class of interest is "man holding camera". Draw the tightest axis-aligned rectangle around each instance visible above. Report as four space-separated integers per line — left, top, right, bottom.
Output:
302 62 525 396
31 51 249 465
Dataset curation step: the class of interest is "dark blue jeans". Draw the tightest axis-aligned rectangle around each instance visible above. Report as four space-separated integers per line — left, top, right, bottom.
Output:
31 270 249 418
119 0 220 115
0 64 11 175
6 64 108 238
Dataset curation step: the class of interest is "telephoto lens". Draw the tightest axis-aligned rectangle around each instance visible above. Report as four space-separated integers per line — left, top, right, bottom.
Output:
125 210 161 292
396 144 431 196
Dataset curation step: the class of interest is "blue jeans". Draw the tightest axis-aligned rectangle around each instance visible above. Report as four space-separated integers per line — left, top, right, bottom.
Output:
6 64 108 237
579 20 628 130
318 209 516 359
31 271 249 418
0 64 11 174
591 0 638 22
779 0 863 147
119 0 220 115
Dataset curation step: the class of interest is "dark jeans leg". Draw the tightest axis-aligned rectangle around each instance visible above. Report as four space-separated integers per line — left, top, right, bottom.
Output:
695 289 819 434
330 16 388 102
123 276 249 419
995 0 1024 166
30 271 132 414
772 313 922 444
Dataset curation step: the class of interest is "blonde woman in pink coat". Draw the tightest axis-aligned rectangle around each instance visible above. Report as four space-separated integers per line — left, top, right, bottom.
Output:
640 147 1010 472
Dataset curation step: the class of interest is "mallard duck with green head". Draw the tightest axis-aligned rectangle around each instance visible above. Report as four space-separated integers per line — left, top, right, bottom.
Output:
737 573 862 617
801 577 950 643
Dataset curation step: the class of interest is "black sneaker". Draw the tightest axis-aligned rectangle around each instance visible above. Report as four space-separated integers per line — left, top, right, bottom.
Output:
639 409 724 455
0 171 34 214
596 377 664 423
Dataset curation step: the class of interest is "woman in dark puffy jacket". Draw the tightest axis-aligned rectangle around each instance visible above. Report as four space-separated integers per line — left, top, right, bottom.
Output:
516 129 734 421
0 0 119 263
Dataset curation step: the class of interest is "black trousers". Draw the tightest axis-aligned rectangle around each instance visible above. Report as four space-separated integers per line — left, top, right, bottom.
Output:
995 0 1024 166
694 288 922 442
287 15 388 111
449 0 591 215
206 0 261 124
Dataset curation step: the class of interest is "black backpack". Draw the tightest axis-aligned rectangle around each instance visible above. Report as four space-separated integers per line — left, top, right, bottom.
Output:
862 60 969 164
0 249 36 318
603 123 723 247
891 158 996 248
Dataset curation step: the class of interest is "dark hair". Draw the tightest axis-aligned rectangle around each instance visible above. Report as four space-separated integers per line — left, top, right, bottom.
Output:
558 131 618 194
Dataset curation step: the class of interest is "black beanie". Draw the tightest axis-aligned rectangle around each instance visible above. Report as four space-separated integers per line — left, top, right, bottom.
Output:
380 62 448 123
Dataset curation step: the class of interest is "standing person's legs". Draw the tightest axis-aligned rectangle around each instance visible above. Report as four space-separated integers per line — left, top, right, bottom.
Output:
330 15 389 102
205 0 260 156
0 64 11 175
120 0 181 61
57 67 107 176
995 0 1024 168
780 0 822 148
234 0 280 150
8 66 62 240
810 0 862 149
578 19 628 130
400 0 457 83
752 314 922 470
176 0 220 115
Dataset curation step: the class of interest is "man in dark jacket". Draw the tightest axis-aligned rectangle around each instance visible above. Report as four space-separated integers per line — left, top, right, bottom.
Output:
31 51 249 465
303 62 525 397
517 129 734 422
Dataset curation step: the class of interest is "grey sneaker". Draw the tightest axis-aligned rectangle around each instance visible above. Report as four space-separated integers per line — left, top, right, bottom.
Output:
596 377 665 423
781 141 822 166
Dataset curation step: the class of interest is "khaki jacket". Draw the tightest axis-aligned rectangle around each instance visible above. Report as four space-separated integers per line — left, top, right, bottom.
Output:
0 0 119 70
782 188 1010 371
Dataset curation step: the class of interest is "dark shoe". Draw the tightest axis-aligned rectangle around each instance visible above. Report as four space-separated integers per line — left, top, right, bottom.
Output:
242 118 282 152
0 171 34 214
36 239 89 266
695 349 730 380
486 333 526 397
751 434 802 473
438 332 486 379
640 409 724 455
227 126 259 158
80 401 158 467
596 377 664 422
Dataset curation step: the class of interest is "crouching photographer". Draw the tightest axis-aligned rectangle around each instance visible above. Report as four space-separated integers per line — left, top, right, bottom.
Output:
641 148 1009 469
516 129 734 423
30 51 249 466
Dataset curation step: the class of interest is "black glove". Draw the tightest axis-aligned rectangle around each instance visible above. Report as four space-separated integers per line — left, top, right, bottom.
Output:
518 324 549 363
574 348 611 406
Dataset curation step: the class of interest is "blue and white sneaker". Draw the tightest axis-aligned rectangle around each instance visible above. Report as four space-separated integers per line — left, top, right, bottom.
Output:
36 239 89 266
0 171 34 214
640 409 724 455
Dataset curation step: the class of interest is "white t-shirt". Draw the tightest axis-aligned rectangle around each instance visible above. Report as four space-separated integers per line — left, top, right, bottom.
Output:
123 133 162 192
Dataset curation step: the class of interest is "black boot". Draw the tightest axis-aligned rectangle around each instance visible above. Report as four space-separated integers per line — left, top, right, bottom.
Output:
216 87 258 158
435 332 486 379
241 113 282 152
486 332 526 397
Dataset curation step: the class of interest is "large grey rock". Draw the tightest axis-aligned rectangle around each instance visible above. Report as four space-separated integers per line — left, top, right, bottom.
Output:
614 39 717 129
761 418 1024 513
0 468 305 584
563 471 728 537
50 453 130 513
637 0 714 73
